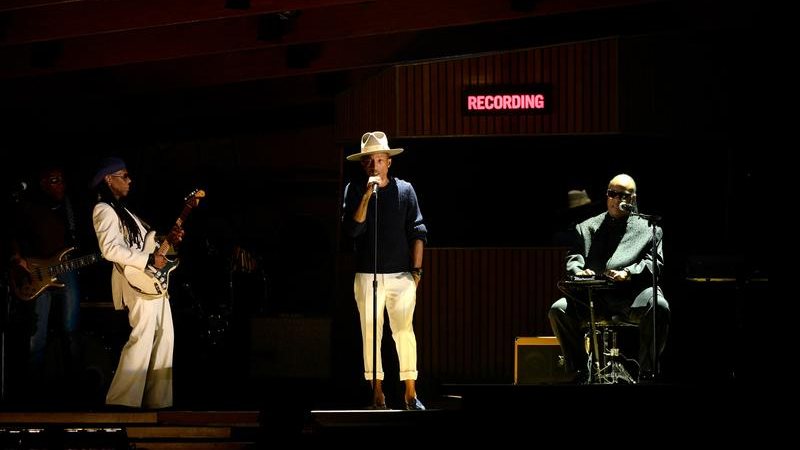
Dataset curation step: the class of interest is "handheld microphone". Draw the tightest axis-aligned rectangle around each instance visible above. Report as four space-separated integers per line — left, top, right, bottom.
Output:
368 176 380 194
619 202 636 213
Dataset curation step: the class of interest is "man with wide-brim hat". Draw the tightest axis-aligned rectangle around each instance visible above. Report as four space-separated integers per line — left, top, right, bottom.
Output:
342 131 427 410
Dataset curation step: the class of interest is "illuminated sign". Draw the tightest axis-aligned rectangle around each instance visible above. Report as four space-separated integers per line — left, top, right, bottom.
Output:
463 85 552 115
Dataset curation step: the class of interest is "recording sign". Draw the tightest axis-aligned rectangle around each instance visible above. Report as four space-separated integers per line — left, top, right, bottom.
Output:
463 85 552 115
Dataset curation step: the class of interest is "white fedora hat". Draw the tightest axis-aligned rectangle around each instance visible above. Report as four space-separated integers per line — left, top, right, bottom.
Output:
346 131 404 161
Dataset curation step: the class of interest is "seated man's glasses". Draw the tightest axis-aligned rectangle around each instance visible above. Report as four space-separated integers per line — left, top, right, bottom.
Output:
606 189 632 200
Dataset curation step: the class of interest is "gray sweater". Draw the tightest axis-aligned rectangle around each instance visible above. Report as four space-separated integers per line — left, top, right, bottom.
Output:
567 212 663 291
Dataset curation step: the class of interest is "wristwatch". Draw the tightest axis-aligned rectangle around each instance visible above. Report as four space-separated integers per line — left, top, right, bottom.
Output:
410 268 423 277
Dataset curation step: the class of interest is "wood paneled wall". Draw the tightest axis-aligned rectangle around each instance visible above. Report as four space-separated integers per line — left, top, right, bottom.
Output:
335 68 397 142
336 37 619 140
416 247 566 384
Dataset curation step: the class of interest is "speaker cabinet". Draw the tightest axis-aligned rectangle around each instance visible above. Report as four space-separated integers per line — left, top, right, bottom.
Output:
514 336 570 384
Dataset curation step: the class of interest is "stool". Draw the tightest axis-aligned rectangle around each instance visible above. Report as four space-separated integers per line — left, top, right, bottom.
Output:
556 278 639 384
582 283 637 384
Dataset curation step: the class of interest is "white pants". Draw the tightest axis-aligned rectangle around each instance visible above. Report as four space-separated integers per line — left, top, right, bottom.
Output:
106 295 174 408
354 272 418 381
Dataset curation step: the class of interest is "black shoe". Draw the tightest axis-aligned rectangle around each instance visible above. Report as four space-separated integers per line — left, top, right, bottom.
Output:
405 398 425 411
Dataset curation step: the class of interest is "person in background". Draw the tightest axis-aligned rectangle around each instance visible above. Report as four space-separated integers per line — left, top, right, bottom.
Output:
8 164 84 401
552 188 602 247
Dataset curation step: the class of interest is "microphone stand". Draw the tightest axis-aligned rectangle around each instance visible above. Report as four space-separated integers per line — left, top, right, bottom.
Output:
370 183 378 404
627 208 662 378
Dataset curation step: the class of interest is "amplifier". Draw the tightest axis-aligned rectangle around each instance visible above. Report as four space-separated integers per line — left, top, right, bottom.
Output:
514 336 571 384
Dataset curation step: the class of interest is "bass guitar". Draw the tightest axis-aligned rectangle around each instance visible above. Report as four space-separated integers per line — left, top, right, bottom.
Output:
11 248 103 301
123 189 205 296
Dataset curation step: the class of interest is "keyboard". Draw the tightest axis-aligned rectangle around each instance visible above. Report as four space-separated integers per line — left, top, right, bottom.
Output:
560 276 613 287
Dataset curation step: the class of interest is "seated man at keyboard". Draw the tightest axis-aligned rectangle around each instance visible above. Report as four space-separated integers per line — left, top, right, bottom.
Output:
548 174 670 383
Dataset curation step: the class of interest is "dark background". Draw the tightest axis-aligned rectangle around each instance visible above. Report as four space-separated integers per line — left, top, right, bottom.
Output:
0 0 767 408
2 133 768 305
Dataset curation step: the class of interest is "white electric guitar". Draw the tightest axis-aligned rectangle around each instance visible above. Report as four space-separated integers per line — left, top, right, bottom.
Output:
123 189 205 295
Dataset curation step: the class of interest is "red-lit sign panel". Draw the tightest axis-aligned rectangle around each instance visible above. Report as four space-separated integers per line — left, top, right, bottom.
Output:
463 85 552 115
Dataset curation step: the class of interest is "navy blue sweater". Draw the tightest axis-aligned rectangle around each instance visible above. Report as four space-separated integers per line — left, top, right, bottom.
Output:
342 177 427 273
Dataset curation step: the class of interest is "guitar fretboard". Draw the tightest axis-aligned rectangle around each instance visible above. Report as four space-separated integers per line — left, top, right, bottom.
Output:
49 254 102 276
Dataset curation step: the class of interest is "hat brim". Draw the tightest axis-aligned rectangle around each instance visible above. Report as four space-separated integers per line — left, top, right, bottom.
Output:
346 148 403 161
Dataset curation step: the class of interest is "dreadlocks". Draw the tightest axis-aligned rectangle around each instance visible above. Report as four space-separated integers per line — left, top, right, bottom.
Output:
96 183 145 249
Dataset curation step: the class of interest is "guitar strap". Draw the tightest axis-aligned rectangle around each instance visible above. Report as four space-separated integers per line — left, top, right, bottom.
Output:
138 218 152 232
92 204 161 297
125 206 152 250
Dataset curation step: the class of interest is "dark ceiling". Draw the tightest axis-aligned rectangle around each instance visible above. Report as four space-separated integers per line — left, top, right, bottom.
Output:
1 0 751 137
0 0 766 294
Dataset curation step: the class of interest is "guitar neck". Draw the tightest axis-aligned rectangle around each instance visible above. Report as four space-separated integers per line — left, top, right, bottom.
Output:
156 241 172 257
51 254 101 276
156 202 195 257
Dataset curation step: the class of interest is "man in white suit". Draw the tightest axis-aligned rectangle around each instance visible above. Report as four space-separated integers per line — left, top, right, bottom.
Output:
91 157 184 409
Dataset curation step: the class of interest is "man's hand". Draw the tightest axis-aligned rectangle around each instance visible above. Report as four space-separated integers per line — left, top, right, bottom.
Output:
365 175 381 197
153 254 168 269
166 225 185 245
411 268 423 286
604 269 630 282
575 269 595 277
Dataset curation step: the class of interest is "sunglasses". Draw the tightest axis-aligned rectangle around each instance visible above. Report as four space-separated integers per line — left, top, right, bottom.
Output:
606 189 632 200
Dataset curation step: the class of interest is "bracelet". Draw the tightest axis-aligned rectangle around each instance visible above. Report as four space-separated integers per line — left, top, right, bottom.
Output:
410 268 423 277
